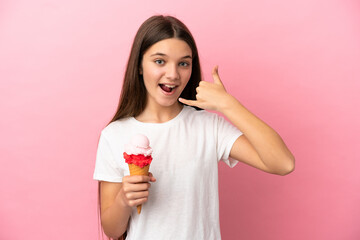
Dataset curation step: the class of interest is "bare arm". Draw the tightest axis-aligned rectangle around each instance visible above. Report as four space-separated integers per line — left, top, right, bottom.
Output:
179 66 295 175
100 181 130 239
224 96 295 175
100 174 156 239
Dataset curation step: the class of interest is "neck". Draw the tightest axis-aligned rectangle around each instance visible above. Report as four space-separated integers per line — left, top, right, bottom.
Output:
135 102 183 123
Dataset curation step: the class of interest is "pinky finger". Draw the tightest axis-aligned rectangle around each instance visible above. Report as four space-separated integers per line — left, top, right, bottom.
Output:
178 98 198 107
128 198 148 207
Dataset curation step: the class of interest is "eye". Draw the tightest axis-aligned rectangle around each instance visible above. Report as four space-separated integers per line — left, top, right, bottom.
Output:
179 62 191 67
155 59 165 65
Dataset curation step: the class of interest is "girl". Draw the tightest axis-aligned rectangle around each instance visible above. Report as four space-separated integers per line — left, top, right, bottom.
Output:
93 15 295 240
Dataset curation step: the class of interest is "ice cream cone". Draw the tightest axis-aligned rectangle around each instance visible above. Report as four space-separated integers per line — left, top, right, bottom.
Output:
124 134 153 215
128 163 150 214
128 163 150 176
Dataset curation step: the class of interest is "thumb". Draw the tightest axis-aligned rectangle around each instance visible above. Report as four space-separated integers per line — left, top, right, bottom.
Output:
178 97 199 107
212 65 224 87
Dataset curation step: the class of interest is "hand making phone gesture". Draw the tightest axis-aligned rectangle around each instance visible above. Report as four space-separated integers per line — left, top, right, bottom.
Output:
179 66 232 112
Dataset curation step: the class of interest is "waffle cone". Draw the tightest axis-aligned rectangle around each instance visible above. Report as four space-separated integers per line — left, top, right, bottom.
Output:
128 164 150 176
128 163 150 214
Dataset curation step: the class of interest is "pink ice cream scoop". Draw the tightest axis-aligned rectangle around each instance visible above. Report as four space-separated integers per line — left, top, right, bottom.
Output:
124 134 153 156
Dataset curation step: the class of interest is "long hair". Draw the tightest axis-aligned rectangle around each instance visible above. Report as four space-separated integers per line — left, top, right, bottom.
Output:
110 15 202 123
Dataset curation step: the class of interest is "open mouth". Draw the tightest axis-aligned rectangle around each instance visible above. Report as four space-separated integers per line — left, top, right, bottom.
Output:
159 84 177 93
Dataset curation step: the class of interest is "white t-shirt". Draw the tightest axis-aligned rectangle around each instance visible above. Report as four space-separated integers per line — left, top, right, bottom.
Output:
93 106 243 240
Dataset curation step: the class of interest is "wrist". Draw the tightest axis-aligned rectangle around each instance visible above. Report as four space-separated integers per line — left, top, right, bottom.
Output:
115 190 132 213
218 93 239 113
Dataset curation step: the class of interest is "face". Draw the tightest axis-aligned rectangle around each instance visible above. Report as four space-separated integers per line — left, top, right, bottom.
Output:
141 38 192 109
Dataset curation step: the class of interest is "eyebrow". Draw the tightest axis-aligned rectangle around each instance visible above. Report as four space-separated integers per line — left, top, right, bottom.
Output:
150 52 192 59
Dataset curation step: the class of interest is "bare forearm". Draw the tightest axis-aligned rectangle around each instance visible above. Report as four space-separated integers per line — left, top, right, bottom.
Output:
222 94 295 174
101 198 132 239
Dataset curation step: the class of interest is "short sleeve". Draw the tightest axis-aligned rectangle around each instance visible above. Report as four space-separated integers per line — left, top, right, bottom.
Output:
216 115 243 168
93 132 125 182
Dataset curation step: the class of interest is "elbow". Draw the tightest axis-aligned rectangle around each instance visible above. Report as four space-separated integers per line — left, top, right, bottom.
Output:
278 165 295 176
103 229 125 240
101 219 127 240
268 154 295 176
278 155 295 176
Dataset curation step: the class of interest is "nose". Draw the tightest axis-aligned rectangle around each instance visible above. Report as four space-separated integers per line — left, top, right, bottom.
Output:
165 64 180 80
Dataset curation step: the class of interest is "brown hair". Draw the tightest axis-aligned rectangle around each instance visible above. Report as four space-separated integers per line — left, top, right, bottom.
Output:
110 15 202 123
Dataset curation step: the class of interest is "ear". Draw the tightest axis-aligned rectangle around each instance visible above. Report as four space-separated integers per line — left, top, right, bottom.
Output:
139 66 143 75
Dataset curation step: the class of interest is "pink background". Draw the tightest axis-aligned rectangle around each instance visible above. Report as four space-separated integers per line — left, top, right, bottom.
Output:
1 0 359 239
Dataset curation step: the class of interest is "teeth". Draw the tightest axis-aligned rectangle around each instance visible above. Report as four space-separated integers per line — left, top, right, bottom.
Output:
164 84 176 88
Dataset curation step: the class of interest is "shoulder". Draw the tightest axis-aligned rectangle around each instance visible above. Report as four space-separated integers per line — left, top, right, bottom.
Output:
97 118 135 154
101 117 133 138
